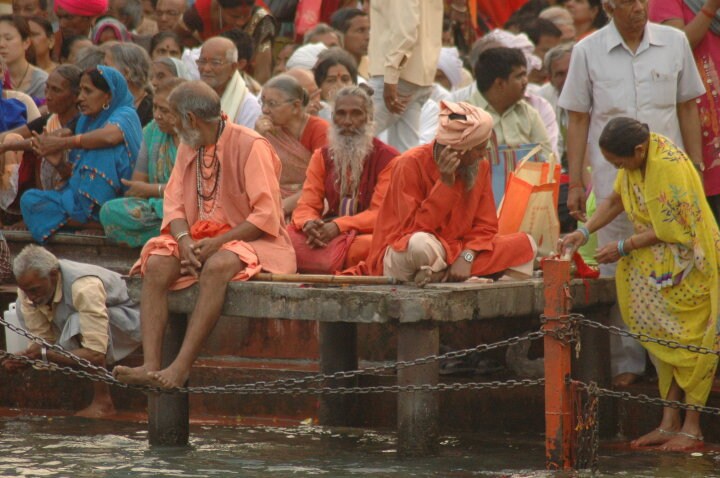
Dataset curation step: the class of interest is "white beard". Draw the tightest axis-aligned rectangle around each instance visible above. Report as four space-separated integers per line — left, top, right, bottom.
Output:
327 122 375 198
176 119 203 149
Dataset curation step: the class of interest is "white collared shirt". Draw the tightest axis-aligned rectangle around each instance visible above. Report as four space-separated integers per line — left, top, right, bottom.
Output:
559 20 705 200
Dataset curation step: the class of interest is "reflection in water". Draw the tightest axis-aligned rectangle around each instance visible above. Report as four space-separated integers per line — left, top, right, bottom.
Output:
0 417 719 477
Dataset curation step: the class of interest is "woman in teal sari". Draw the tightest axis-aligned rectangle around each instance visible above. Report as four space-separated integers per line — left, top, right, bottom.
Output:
100 78 185 247
20 66 142 243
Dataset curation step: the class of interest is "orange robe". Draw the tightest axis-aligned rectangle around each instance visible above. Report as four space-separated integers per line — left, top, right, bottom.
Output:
292 139 398 267
131 122 296 289
357 142 534 276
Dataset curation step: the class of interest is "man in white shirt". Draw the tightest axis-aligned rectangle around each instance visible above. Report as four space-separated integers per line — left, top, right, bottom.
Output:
559 0 705 387
196 37 261 129
367 0 443 152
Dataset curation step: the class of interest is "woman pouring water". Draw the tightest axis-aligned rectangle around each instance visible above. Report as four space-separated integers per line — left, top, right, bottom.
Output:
560 117 720 451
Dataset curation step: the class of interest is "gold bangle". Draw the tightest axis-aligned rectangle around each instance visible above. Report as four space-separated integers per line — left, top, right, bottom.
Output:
73 134 83 148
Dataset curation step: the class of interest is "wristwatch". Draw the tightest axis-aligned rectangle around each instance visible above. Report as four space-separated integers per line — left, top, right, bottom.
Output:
462 250 475 263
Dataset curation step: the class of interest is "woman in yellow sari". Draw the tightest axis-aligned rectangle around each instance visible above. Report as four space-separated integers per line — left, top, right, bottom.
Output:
561 117 720 451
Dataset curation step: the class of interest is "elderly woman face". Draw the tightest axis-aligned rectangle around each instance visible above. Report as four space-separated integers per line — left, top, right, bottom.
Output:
150 61 175 91
260 86 301 126
45 71 78 116
77 73 111 117
320 64 353 102
152 90 177 134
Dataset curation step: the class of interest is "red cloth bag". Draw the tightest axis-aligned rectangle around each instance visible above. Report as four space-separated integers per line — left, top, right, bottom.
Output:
288 225 356 274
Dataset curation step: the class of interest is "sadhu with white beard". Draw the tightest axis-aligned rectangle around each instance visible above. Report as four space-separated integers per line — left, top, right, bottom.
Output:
290 86 399 273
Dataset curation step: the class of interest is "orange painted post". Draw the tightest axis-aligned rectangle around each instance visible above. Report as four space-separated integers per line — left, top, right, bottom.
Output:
543 258 574 470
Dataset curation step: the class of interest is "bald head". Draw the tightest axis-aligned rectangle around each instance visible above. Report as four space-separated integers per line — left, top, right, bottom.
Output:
201 36 239 61
169 80 221 121
285 68 318 95
198 36 239 94
284 67 322 115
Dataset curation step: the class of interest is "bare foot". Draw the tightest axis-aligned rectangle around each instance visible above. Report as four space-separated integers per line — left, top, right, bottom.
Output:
5 221 26 231
75 401 116 419
413 267 445 288
630 427 678 448
113 365 160 386
659 431 704 452
149 365 189 390
612 372 641 388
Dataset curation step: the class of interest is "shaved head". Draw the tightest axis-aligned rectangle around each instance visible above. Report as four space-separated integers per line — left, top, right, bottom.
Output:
201 36 239 62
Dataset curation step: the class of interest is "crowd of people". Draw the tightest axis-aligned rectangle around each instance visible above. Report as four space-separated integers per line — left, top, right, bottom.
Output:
0 0 719 452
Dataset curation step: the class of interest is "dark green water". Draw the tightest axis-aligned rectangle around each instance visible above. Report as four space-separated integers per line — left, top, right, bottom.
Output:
0 417 719 477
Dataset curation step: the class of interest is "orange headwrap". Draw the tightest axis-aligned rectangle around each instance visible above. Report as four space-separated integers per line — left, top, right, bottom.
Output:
435 100 494 150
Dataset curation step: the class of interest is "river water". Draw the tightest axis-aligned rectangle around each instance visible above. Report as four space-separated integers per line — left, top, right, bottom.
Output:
0 416 719 477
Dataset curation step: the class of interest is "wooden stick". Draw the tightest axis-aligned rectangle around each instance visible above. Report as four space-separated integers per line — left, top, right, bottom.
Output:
252 273 399 285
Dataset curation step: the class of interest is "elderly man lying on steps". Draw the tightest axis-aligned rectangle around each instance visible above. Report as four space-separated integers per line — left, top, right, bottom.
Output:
113 81 295 390
350 101 537 285
2 245 141 418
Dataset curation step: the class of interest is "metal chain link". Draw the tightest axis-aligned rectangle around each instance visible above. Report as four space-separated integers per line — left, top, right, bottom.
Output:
573 380 720 416
0 315 115 379
570 314 720 357
1 312 547 394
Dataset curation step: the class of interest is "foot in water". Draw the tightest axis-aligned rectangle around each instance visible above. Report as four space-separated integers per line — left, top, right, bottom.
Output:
630 427 678 448
659 431 704 452
75 401 116 418
149 365 189 389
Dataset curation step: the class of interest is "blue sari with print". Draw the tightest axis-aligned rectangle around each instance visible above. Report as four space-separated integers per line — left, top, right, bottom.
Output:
21 66 142 243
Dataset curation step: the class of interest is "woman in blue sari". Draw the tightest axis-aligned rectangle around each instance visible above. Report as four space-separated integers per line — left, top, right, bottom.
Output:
21 66 142 243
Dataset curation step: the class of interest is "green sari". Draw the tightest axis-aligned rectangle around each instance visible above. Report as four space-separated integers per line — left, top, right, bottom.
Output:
99 121 177 247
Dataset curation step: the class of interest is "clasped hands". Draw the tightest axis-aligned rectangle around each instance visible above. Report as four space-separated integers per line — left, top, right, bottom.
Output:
302 219 340 248
30 127 72 159
178 235 222 277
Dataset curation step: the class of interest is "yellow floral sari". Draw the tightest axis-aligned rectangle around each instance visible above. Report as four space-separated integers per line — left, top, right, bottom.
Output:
614 133 720 406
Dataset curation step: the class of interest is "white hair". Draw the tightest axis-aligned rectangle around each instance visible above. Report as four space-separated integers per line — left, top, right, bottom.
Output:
13 245 59 279
603 0 615 7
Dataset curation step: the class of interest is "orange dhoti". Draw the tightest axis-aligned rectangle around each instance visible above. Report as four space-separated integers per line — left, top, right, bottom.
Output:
130 220 264 290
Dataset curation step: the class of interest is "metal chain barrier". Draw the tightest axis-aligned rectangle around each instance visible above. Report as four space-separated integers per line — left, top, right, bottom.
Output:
0 313 546 395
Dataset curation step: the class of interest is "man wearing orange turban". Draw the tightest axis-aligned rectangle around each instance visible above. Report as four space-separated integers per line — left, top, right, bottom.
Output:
351 101 536 285
51 0 108 62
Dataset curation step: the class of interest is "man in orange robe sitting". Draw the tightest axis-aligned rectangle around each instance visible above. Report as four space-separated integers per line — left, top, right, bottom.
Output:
359 100 536 286
114 81 296 389
290 86 399 272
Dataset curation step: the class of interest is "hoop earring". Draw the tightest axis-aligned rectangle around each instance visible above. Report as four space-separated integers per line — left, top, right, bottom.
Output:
102 103 110 110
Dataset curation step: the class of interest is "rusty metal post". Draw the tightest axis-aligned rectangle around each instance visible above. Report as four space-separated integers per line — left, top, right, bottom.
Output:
543 259 574 470
149 313 189 446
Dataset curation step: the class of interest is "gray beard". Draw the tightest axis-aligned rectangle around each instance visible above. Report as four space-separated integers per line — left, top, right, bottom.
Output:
457 161 479 191
327 123 375 197
176 120 203 149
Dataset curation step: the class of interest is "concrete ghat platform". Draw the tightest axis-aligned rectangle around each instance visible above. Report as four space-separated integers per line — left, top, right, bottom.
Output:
124 276 617 454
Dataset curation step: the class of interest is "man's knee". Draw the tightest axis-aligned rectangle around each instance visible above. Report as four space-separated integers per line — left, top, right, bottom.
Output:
199 251 242 283
144 255 180 286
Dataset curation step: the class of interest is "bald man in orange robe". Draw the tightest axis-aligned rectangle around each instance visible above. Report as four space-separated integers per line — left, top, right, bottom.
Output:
115 81 295 389
357 101 536 285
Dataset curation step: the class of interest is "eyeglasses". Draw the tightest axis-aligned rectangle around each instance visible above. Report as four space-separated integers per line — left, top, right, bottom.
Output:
259 98 294 108
196 58 229 68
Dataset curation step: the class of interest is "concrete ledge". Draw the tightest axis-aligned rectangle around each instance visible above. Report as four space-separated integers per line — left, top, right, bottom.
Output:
5 231 139 274
124 276 616 324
